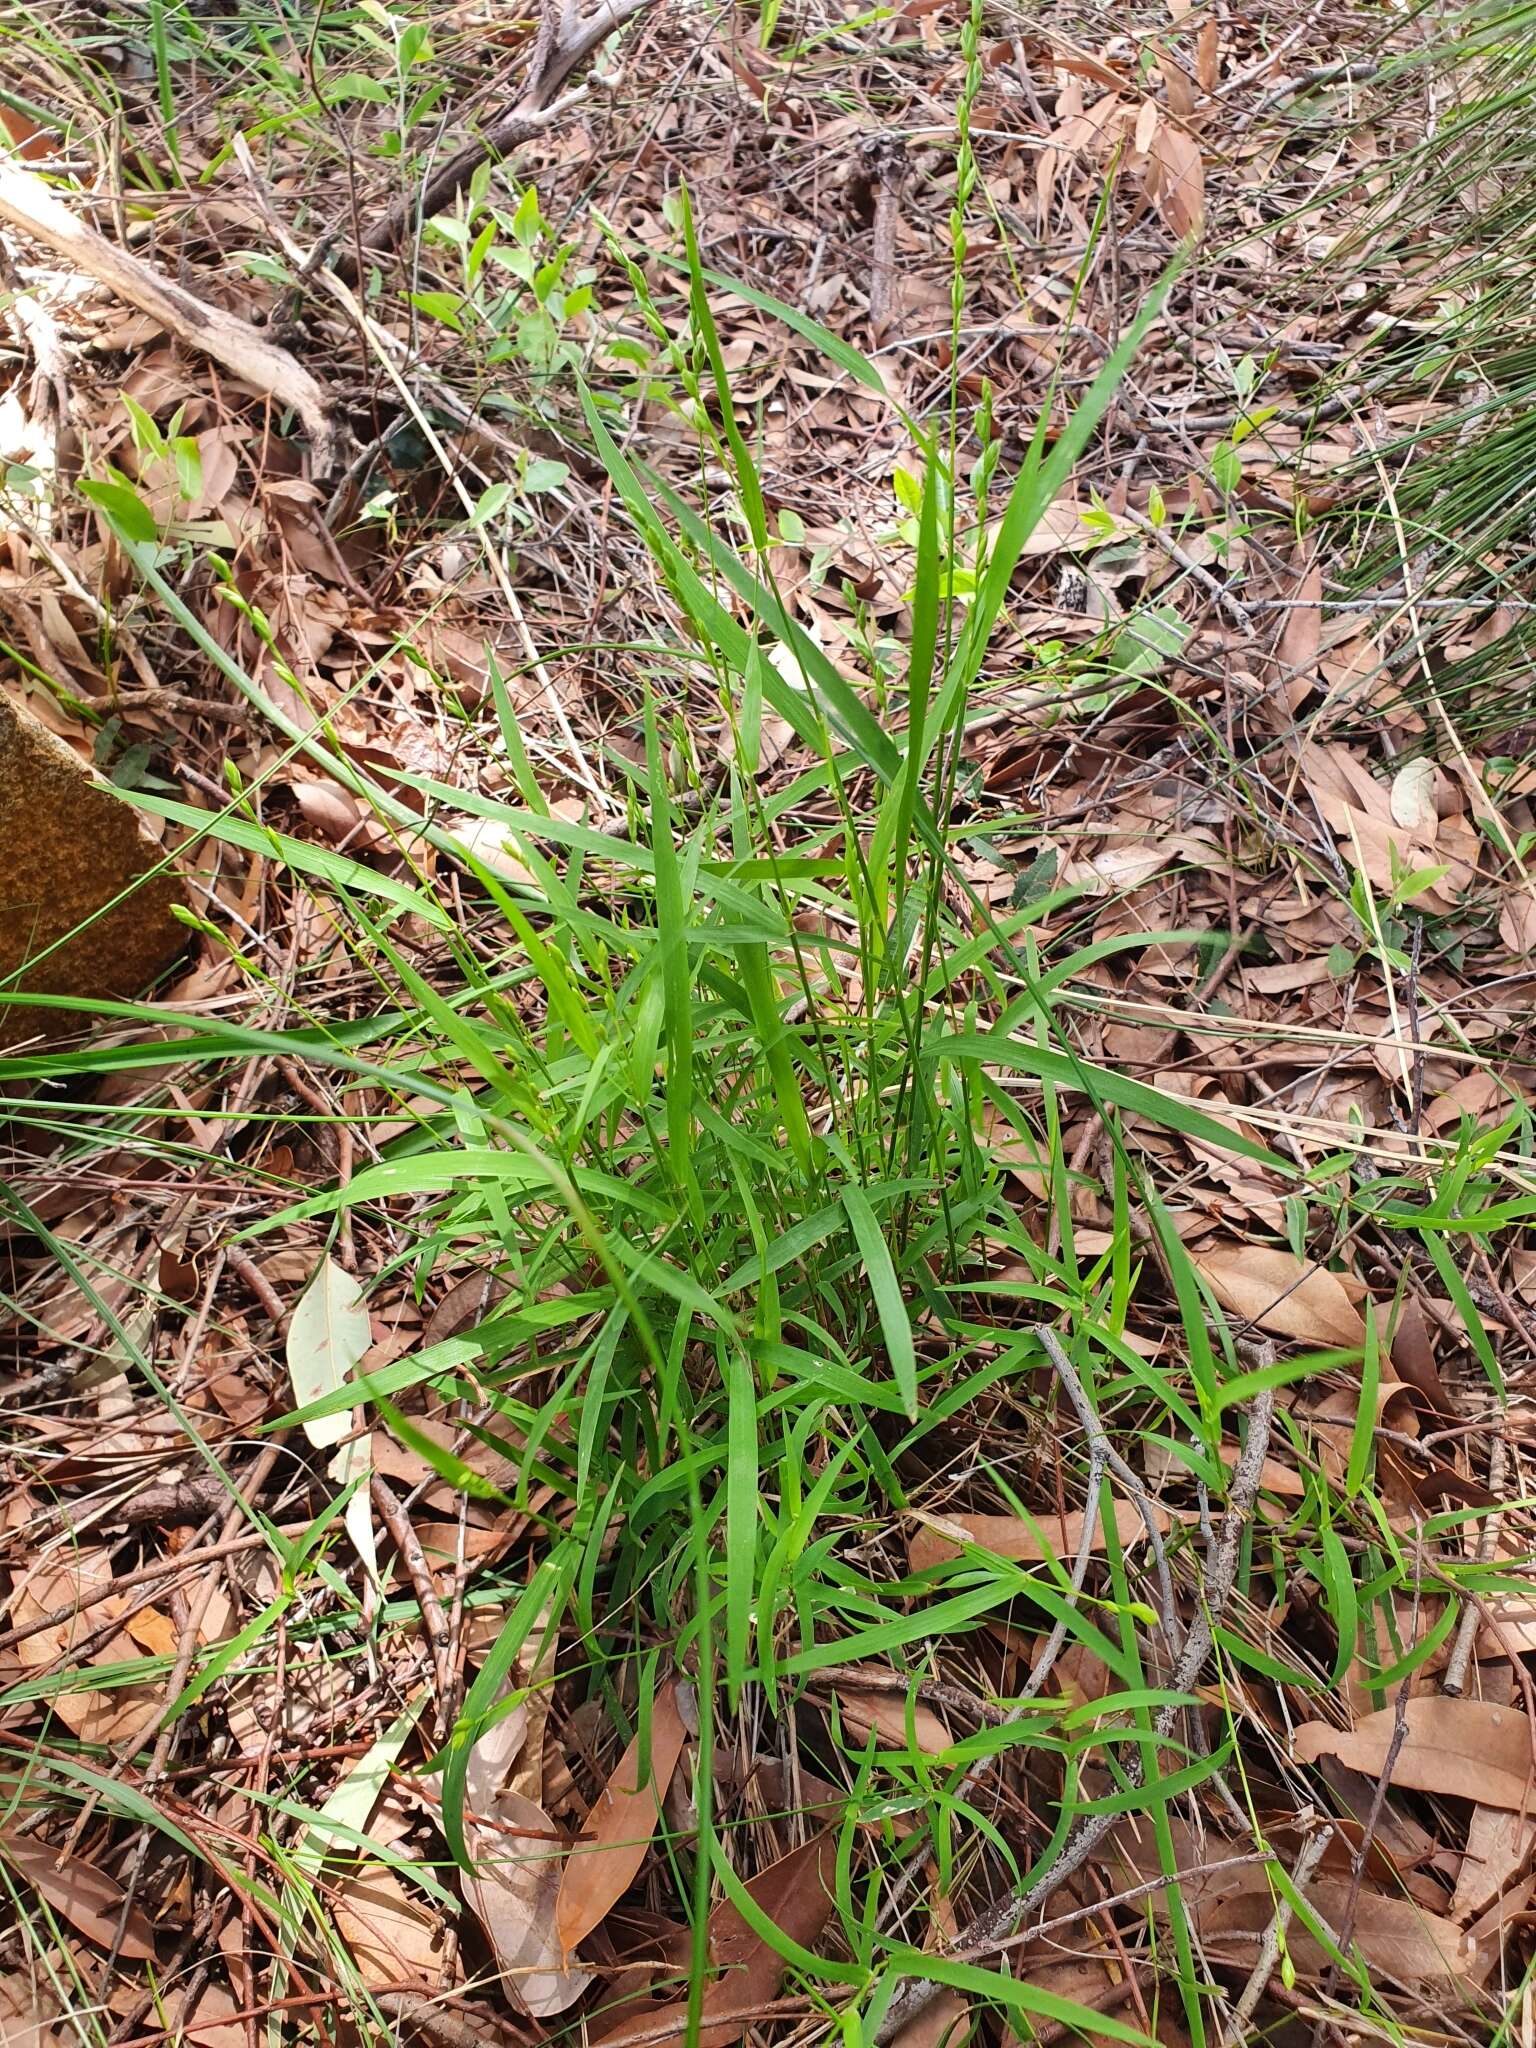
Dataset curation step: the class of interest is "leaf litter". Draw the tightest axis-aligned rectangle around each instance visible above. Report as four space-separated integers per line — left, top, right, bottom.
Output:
0 0 1535 2039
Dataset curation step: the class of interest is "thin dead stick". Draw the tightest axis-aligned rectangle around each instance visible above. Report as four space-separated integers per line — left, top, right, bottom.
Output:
0 160 335 474
529 2000 811 2048
226 1245 291 1332
882 1321 1186 1933
320 265 608 803
1038 1326 1180 1647
339 0 656 277
878 1441 1109 1934
1307 1671 1411 2048
371 1473 453 1717
875 1381 1277 2044
1121 505 1255 634
101 1568 235 1982
234 135 613 811
805 1665 1007 1726
378 1994 496 2048
1235 57 1385 128
1403 1563 1536 1768
94 1434 290 1981
860 133 907 339
1047 1112 1104 1262
965 1851 1277 1964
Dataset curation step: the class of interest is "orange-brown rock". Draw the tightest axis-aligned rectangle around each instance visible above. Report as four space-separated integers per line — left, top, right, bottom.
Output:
0 692 184 1042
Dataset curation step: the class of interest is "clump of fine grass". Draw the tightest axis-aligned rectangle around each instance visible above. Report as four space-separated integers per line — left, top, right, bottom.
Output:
1270 0 1536 759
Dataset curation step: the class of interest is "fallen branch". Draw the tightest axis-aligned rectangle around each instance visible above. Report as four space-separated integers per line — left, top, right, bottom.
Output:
876 1327 1182 1935
0 158 335 471
0 159 336 474
340 0 656 277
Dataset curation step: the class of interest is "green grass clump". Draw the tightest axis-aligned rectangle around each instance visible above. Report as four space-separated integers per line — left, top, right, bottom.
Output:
4 9 1536 2044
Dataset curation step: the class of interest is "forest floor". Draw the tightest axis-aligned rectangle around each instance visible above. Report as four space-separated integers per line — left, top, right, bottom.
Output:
2 0 1536 2045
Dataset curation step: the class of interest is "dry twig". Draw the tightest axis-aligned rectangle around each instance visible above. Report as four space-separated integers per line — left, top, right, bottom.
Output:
875 1377 1278 2043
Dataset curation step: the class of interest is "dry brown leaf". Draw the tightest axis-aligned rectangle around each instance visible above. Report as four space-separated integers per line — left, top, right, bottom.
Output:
909 1497 1168 1573
1465 1867 1536 1960
1037 92 1123 218
463 1791 592 2017
591 1833 837 2048
446 814 538 889
1312 1756 1437 1871
1275 560 1323 710
1452 1800 1536 1924
1112 1817 1487 1984
0 1834 158 1958
290 779 363 846
1201 1877 1485 1984
509 1601 560 1806
1345 807 1445 899
1390 757 1438 832
701 1831 839 2042
423 1270 510 1347
555 1681 688 1957
0 1975 67 2048
1217 1444 1307 1499
11 1553 160 1747
1500 885 1536 958
1301 739 1394 813
1159 53 1196 119
1298 741 1457 902
1000 497 1136 557
889 1887 968 2048
1063 843 1174 894
1195 17 1220 88
1009 1958 1128 2048
1389 1297 1450 1415
1294 1698 1536 1810
1422 1069 1507 1136
121 1605 179 1657
462 1687 528 1815
170 1986 245 2048
742 1756 848 1828
833 1674 951 1756
1148 122 1204 236
335 1862 448 1989
1193 1242 1366 1348
1303 1383 1421 1501
889 1982 969 2048
1047 44 1130 89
